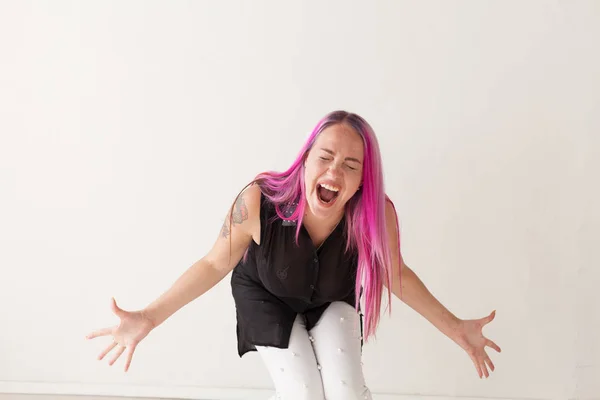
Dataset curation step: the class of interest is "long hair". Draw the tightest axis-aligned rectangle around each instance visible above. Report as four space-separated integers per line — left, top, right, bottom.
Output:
226 110 401 340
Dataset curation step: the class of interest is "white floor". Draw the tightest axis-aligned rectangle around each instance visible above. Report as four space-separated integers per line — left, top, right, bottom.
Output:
0 396 169 400
0 393 489 400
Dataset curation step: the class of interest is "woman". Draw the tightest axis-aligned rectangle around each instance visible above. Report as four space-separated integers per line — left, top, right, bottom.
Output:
87 111 501 399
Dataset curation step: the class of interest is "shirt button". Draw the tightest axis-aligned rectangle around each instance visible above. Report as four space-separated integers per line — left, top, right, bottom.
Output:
310 284 315 289
313 257 318 263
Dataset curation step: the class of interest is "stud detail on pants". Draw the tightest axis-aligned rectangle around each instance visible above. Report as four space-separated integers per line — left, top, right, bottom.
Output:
308 336 314 342
317 364 322 370
340 317 345 322
291 352 297 356
341 380 346 385
338 348 343 353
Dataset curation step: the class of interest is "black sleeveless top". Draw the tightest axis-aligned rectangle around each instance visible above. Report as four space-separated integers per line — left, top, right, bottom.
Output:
230 192 361 357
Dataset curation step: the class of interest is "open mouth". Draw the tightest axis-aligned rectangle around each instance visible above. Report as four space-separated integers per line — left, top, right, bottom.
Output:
317 183 340 205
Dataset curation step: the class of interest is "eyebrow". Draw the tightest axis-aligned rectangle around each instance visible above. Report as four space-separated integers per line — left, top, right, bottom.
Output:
320 148 362 164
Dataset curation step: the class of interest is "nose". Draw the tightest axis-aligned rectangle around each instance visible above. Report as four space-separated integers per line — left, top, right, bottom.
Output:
328 162 343 177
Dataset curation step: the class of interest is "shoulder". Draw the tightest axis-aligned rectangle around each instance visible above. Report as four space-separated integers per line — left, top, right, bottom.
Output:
383 197 403 266
237 181 262 212
383 197 401 244
384 198 398 224
233 182 262 243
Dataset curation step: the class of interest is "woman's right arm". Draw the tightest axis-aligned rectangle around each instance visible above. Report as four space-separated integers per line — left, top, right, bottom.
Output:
86 183 261 371
142 183 261 328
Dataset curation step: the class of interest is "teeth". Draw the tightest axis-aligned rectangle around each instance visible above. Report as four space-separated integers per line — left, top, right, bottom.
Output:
320 183 340 192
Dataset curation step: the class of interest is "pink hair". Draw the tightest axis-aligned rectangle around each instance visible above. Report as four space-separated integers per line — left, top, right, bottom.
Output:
232 110 402 340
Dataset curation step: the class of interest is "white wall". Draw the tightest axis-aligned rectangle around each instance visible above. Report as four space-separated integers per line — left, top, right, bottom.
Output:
1 1 598 399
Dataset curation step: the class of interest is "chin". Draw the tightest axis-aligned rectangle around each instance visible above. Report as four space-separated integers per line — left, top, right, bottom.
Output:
308 192 342 218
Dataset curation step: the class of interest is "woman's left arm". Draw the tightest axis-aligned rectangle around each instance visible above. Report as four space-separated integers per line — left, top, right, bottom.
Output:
384 200 501 379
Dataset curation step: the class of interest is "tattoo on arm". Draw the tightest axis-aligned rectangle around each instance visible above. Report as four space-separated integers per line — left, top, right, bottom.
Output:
221 194 249 238
221 219 231 238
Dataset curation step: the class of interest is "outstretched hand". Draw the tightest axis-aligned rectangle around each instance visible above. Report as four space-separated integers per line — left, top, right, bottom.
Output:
455 310 501 379
86 297 155 372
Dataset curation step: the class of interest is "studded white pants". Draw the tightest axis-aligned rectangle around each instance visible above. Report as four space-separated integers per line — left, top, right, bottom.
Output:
256 301 372 400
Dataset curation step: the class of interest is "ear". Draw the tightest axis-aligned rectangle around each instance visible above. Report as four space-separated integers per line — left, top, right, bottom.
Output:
303 152 309 167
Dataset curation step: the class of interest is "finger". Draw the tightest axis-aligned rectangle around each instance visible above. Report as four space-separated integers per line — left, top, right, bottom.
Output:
124 343 137 372
486 339 501 353
470 355 483 379
484 310 496 325
485 355 495 372
108 345 126 366
86 327 114 340
111 297 126 318
481 361 490 378
98 342 117 360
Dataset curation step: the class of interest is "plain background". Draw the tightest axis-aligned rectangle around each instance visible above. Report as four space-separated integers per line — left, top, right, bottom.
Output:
0 1 598 400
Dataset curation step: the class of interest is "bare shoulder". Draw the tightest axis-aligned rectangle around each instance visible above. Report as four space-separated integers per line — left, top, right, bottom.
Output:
384 198 398 224
384 197 404 268
384 198 401 247
221 182 262 244
203 183 262 273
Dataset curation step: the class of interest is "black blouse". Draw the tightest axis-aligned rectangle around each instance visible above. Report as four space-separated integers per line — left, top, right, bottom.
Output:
230 192 361 357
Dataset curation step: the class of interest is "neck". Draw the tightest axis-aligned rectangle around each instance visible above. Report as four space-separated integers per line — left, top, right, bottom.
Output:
302 206 344 234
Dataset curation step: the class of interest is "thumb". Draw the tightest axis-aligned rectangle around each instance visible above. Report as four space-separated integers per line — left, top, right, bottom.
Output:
110 297 126 318
485 310 496 324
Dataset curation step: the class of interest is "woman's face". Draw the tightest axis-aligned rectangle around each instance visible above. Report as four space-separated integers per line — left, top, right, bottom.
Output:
303 123 364 220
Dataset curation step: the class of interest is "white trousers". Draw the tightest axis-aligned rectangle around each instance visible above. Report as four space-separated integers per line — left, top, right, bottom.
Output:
257 301 372 400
